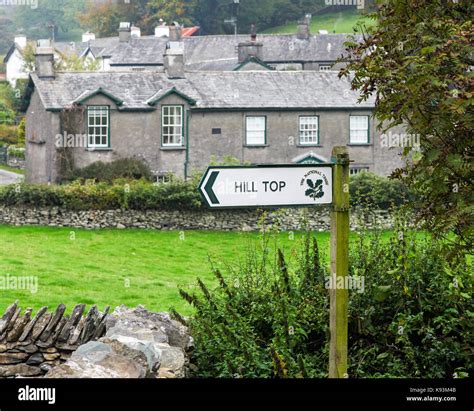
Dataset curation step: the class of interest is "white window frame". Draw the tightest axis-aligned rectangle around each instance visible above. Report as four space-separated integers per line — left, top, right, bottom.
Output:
245 116 266 146
87 106 110 148
299 116 319 145
162 105 184 147
350 115 370 144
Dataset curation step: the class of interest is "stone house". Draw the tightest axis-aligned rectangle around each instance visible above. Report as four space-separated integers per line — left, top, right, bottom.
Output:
23 38 403 184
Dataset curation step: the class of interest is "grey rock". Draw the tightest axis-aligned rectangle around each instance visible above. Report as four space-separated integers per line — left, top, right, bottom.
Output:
0 364 42 377
71 341 113 363
45 353 145 379
100 336 158 376
153 343 186 378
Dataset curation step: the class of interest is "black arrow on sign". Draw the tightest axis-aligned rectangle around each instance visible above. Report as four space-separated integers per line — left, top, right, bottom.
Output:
204 171 220 205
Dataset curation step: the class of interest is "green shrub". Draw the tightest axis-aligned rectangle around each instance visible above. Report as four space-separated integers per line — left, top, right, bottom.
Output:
17 117 25 146
66 158 154 183
350 172 413 209
7 146 25 159
0 184 64 208
0 179 203 211
179 223 473 378
0 124 18 145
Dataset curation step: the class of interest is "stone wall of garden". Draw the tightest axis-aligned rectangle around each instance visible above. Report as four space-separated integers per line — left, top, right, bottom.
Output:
0 303 193 379
0 302 108 378
0 206 394 231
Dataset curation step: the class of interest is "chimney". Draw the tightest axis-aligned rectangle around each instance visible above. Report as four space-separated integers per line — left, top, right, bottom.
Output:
169 23 182 41
119 22 131 43
155 19 170 37
14 35 27 49
35 39 55 79
164 42 185 79
82 31 96 42
131 26 141 38
297 15 311 40
237 25 263 63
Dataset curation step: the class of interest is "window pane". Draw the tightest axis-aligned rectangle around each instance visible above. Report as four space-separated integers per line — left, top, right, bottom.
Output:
299 117 318 144
87 106 109 147
350 116 369 143
246 117 265 145
162 106 183 145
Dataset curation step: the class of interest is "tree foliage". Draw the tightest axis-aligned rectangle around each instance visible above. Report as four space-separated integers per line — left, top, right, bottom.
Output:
13 0 86 40
340 0 473 257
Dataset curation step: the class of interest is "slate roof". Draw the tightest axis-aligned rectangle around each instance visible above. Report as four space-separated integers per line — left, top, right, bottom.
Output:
7 33 356 69
184 34 358 70
29 70 374 111
107 37 170 65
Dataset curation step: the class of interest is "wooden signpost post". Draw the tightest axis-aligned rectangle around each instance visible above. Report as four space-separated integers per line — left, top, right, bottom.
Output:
199 146 350 378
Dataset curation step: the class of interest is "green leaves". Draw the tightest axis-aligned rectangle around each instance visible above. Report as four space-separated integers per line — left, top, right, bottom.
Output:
342 0 473 257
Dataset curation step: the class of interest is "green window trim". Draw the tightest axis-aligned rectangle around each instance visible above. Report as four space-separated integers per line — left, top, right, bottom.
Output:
245 115 267 146
86 105 111 149
161 104 185 147
299 115 320 146
349 115 370 144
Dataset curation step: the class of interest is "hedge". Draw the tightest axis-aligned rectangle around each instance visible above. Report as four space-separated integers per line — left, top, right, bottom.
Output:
0 179 203 211
0 173 412 212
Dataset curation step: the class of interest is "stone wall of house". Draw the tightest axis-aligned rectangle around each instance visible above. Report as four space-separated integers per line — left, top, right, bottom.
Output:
0 302 109 378
0 206 394 231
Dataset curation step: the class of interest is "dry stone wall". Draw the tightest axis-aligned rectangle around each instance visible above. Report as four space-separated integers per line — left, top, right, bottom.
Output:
0 303 193 379
0 301 109 378
0 206 395 231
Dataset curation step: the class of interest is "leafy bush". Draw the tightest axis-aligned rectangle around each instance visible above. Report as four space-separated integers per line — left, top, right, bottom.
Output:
0 170 416 215
179 222 473 378
7 146 25 159
350 172 413 209
0 100 15 124
0 124 19 145
17 117 25 147
66 158 154 183
0 179 203 211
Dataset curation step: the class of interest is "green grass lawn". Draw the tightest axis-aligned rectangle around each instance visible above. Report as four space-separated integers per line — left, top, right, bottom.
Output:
0 164 24 174
0 226 335 316
264 9 375 34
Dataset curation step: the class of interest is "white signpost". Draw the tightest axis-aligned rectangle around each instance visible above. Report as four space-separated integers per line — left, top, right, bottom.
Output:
199 147 350 379
199 165 333 208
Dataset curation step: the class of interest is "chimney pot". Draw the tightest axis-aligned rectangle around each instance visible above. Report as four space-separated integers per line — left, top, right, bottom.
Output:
131 26 141 38
119 22 131 43
250 24 257 42
169 23 182 42
297 17 310 40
